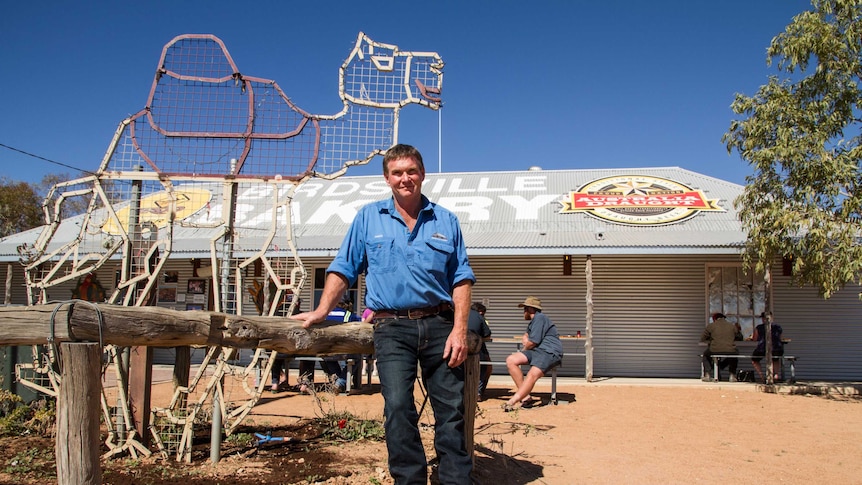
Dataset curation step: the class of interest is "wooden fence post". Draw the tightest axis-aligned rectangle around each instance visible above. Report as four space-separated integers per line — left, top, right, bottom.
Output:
56 342 102 485
464 332 482 464
129 346 153 447
464 352 479 462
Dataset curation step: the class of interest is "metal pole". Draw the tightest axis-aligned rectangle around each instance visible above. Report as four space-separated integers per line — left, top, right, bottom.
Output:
210 392 222 464
117 164 143 441
438 108 442 173
585 255 594 382
210 158 238 463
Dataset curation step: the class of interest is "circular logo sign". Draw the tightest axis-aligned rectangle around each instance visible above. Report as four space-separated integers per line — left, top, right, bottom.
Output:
558 175 723 225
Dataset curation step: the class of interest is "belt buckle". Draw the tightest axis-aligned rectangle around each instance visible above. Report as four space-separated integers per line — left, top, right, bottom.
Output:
407 308 422 319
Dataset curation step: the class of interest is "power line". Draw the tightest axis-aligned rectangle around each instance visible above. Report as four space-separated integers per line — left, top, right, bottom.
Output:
0 142 95 177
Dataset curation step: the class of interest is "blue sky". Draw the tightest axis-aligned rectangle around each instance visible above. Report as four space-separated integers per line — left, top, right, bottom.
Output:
1 0 812 186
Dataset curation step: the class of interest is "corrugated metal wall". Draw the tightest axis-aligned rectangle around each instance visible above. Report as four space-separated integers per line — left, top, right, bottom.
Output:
771 270 862 381
469 255 588 377
1 262 28 305
4 255 861 380
590 254 727 378
471 254 862 380
472 254 740 379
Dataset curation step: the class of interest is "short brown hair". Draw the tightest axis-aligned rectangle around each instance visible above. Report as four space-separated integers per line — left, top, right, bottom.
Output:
382 144 424 175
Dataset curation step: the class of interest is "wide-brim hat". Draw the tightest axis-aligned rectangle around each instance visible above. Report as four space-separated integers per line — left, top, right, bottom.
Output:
518 296 542 311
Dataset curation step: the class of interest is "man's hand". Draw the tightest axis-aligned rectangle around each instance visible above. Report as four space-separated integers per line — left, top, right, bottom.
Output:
292 310 328 329
443 328 468 368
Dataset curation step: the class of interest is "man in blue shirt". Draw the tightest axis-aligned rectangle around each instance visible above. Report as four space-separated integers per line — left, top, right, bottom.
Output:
503 296 562 411
294 144 475 484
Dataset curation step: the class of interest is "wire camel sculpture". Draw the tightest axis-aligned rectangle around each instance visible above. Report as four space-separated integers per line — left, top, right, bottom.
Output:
16 32 443 461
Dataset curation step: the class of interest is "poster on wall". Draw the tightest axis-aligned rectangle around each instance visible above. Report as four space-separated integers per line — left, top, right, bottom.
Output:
157 287 177 303
187 279 206 294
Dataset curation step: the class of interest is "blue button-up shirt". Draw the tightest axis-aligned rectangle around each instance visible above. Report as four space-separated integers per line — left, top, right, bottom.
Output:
327 195 475 310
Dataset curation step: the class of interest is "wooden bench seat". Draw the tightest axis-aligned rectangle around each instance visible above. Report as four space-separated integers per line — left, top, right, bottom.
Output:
701 353 797 383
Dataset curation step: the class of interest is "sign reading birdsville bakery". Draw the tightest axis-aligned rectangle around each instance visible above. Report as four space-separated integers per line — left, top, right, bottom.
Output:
558 175 724 225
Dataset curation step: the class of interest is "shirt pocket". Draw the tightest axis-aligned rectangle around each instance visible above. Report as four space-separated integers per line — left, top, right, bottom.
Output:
366 237 397 274
422 238 455 277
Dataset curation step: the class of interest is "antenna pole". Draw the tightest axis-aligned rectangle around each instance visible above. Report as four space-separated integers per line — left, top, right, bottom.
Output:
438 108 442 173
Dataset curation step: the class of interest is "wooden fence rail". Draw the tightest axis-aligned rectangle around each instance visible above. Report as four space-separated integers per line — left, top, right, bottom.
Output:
0 302 374 354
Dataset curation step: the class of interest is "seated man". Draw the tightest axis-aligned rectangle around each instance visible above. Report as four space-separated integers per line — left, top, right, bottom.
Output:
700 312 743 381
503 296 562 411
751 311 784 382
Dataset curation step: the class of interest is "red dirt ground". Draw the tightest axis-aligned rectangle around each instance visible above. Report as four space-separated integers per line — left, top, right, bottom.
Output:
1 376 860 484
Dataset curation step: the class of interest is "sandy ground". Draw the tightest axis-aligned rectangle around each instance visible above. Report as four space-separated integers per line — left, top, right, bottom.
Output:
153 370 862 485
4 366 859 484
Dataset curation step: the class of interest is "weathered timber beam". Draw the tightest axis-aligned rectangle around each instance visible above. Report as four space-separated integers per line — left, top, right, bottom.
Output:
0 303 374 355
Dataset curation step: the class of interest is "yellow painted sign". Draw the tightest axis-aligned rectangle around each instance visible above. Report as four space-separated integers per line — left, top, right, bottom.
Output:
102 188 212 235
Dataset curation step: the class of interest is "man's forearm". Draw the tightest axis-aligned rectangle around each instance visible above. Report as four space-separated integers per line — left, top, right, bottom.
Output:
451 280 472 333
315 272 350 315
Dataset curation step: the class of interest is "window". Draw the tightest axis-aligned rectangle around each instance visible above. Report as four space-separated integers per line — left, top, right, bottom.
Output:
706 264 767 339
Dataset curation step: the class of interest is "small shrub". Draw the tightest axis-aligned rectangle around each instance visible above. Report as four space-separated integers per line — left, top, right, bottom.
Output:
226 432 256 447
317 410 385 442
3 448 55 478
0 390 23 417
0 391 55 438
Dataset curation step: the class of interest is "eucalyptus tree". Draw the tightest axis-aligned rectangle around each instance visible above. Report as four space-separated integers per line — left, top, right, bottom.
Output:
725 0 862 298
0 178 41 238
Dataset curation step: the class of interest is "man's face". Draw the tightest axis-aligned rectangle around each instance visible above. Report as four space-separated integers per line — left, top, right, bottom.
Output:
384 156 425 198
523 308 532 320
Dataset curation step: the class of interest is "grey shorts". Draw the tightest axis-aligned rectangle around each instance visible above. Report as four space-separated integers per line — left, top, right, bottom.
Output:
521 349 561 374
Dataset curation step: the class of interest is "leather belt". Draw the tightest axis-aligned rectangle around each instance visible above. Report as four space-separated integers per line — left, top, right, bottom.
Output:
373 302 452 320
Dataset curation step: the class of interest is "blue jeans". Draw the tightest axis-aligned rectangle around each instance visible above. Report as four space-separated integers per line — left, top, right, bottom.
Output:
321 359 347 389
374 314 471 485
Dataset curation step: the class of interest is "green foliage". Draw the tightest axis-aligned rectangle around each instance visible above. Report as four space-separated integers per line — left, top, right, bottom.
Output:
0 389 23 416
724 0 862 298
226 432 256 447
317 410 385 442
2 448 55 478
0 391 55 438
0 177 42 237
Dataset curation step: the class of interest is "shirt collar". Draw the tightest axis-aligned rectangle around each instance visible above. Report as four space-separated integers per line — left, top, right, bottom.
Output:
380 195 434 216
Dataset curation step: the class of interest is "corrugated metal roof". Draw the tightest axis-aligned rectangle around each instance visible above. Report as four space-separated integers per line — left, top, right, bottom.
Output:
0 166 746 260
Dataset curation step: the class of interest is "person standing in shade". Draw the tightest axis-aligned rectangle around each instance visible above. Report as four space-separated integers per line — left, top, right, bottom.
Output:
321 296 362 394
270 297 300 393
751 311 785 383
293 144 475 484
700 312 743 382
360 307 377 380
503 296 562 411
469 302 493 401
